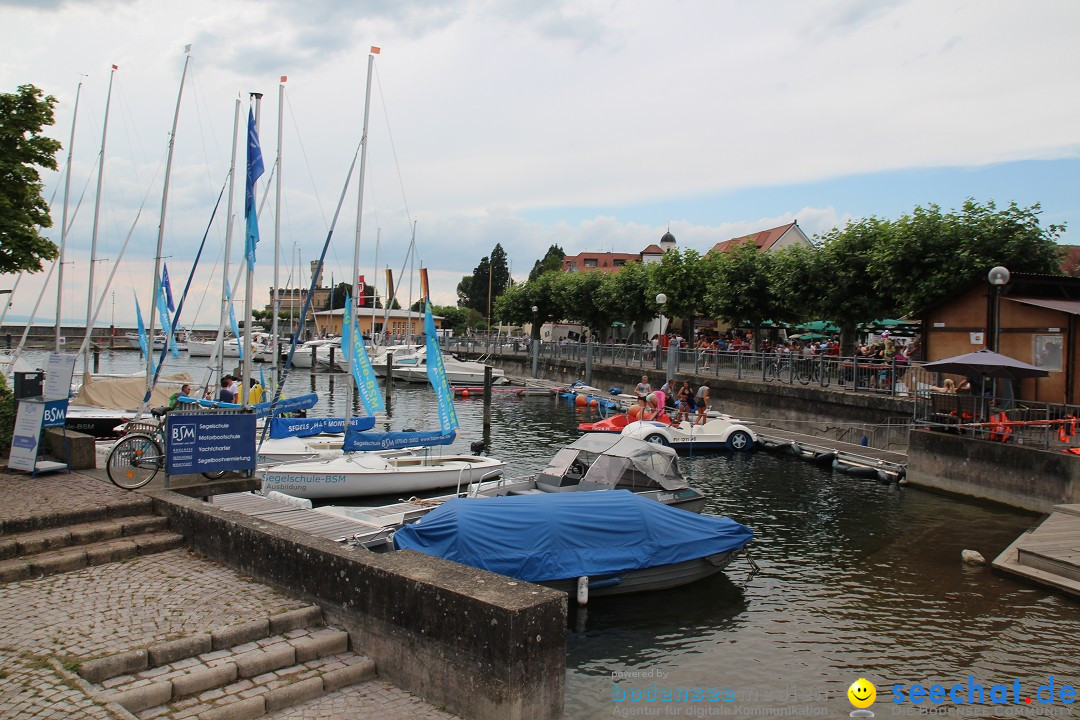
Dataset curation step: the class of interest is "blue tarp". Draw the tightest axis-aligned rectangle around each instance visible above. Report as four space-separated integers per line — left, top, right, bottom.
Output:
393 490 753 583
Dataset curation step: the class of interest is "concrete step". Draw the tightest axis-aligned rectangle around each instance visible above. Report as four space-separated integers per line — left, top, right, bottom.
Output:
0 514 170 560
0 496 154 535
84 616 376 720
1017 547 1080 584
0 529 185 583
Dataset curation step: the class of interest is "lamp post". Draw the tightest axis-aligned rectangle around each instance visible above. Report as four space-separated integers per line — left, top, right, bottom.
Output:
988 266 1010 352
655 293 667 370
531 305 539 378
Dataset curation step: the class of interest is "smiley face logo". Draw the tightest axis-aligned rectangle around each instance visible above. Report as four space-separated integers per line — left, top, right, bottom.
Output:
848 678 877 709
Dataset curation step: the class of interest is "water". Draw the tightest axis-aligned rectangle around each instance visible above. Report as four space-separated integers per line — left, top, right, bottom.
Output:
36 349 1080 717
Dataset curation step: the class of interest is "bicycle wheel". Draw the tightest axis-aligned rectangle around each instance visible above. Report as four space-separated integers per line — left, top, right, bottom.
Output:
797 360 812 385
107 434 164 490
201 471 228 480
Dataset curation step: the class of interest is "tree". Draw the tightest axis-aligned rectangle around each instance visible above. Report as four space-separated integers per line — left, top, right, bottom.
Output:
494 272 561 341
555 270 615 341
705 244 780 349
528 244 565 281
651 249 713 339
330 281 381 309
0 84 62 273
603 261 658 343
456 243 511 320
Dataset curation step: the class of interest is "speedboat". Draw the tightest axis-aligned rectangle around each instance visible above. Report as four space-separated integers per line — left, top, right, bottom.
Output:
367 344 422 376
259 451 506 499
287 338 336 369
621 415 757 452
391 490 753 602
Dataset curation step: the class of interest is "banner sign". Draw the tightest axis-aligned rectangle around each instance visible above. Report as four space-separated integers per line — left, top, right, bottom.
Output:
44 353 76 400
166 413 256 475
8 399 44 471
424 301 458 433
42 399 68 428
343 428 456 453
269 415 376 439
175 392 318 418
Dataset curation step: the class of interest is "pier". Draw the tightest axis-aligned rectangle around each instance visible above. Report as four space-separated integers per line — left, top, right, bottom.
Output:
993 504 1080 598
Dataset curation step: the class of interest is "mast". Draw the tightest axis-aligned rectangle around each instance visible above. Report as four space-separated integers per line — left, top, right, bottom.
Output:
84 64 116 375
272 78 285 386
56 79 83 352
407 222 416 343
347 48 377 426
243 92 264 407
144 48 191 400
371 227 379 344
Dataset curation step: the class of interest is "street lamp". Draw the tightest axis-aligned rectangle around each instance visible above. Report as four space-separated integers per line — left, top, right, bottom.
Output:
655 293 667 370
988 266 1010 351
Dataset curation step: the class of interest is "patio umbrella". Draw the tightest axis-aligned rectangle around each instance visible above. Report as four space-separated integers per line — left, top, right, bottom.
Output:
797 320 839 333
921 348 1049 380
789 332 830 341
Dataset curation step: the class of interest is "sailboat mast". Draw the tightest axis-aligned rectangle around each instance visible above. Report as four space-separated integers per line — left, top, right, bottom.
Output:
144 49 191 396
272 79 284 386
56 79 83 353
347 48 376 425
371 227 379 344
84 65 116 376
407 222 416 343
243 92 263 406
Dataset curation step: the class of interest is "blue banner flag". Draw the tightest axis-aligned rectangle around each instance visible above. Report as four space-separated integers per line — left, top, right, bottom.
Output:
269 415 376 439
155 282 179 359
244 107 265 271
134 291 148 360
425 300 458 433
162 262 175 312
344 429 456 453
225 281 243 360
342 291 384 415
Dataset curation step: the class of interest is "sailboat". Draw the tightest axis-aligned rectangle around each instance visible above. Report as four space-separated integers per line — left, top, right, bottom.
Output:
260 49 502 498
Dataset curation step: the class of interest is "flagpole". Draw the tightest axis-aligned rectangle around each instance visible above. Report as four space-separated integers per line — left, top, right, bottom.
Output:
144 49 190 406
347 47 377 426
272 77 285 388
85 65 116 376
243 92 264 407
57 78 83 353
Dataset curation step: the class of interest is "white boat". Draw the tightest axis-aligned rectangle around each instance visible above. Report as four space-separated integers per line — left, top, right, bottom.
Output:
187 332 273 360
260 452 505 499
288 338 335 368
124 332 188 352
390 347 507 385
361 343 421 376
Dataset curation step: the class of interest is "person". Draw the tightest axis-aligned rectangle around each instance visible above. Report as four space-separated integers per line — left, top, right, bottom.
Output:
694 384 710 425
635 375 652 407
929 378 956 393
219 377 236 404
249 378 264 405
660 377 676 403
642 392 660 421
675 381 695 424
169 383 191 410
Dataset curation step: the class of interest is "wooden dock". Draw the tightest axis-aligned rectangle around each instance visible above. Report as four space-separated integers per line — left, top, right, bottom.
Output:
210 492 385 543
993 504 1080 598
755 428 907 479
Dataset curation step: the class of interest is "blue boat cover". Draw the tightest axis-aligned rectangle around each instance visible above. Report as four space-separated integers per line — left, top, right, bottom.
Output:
393 490 753 583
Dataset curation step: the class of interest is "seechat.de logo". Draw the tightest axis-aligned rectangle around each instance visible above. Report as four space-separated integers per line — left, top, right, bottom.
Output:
848 678 877 717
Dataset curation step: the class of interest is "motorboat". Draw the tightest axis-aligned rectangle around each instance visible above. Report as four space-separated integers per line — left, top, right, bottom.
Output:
124 332 188 352
187 332 274 360
67 372 192 437
287 338 336 369
259 450 506 499
390 346 508 386
391 490 754 602
467 433 705 511
621 415 758 452
367 344 422 376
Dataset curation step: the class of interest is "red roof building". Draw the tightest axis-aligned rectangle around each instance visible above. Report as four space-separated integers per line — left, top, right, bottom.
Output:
711 221 811 255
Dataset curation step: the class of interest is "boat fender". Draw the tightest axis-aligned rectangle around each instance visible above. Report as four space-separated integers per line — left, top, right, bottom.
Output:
788 442 802 457
577 576 589 606
609 387 623 395
813 450 838 465
875 469 892 484
588 576 623 590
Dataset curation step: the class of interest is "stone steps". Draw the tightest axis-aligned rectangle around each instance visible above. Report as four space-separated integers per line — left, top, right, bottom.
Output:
0 512 184 583
79 605 377 720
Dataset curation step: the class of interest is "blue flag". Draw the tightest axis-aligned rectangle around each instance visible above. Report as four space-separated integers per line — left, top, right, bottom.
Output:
244 108 265 271
341 291 384 416
162 263 175 312
134 291 148 360
425 300 458 433
225 281 243 360
155 282 179 358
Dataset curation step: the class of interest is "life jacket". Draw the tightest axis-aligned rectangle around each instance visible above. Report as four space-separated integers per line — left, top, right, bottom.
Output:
1063 447 1080 455
988 412 1012 443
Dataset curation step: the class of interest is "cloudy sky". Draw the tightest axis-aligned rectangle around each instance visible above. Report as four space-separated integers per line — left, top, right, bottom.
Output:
2 0 1078 327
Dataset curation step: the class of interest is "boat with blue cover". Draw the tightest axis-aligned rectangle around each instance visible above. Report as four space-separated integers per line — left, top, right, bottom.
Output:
391 490 753 600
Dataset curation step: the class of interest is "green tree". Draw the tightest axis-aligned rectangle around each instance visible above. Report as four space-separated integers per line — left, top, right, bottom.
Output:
528 244 565 281
456 243 511 320
603 260 659 343
0 84 62 273
494 272 561 341
705 244 779 348
651 249 713 338
330 281 380 309
555 270 615 341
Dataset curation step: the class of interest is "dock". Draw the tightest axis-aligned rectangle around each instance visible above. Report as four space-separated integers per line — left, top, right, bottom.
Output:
755 428 907 481
993 504 1080 598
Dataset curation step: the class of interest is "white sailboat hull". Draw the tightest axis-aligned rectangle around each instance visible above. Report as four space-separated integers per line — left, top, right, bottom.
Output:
260 452 505 499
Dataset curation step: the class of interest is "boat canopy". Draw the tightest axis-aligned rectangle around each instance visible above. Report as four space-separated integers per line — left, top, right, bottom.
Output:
72 371 192 408
539 433 687 491
393 490 753 583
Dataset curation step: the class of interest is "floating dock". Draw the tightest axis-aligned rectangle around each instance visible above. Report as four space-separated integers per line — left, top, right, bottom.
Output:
755 428 907 482
993 504 1080 598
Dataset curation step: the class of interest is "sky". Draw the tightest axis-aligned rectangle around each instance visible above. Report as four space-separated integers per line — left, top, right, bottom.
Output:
1 0 1079 328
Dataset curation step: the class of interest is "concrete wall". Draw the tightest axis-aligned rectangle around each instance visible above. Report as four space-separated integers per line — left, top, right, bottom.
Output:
907 429 1080 513
150 490 567 720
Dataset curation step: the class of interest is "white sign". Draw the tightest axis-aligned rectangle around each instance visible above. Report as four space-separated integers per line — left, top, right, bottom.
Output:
43 353 76 401
8 399 43 471
969 332 984 345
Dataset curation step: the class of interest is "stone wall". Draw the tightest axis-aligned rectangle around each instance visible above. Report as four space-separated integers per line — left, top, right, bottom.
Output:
150 490 567 720
906 429 1080 513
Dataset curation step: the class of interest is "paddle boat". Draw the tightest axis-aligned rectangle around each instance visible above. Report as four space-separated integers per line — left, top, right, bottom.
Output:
389 490 754 604
621 414 758 452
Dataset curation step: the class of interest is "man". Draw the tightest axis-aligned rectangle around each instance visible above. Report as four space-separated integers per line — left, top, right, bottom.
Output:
169 384 191 410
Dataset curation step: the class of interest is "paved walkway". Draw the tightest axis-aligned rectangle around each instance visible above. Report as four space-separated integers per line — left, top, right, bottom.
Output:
0 469 456 720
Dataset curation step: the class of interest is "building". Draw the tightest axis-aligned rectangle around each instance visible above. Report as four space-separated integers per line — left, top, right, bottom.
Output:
562 230 678 273
710 221 811 255
312 308 444 337
921 272 1080 403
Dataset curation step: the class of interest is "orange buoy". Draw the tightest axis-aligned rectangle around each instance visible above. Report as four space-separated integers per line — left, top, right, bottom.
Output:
589 399 598 408
575 394 587 406
461 390 469 398
627 405 641 420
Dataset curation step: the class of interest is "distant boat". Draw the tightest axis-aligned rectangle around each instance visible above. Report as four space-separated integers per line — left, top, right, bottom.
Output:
124 331 188 352
390 346 507 385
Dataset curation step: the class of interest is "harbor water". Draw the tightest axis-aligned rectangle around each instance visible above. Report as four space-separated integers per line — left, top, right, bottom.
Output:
31 349 1080 718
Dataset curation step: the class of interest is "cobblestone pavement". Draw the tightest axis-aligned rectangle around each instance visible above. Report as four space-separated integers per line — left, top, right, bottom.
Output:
0 471 458 719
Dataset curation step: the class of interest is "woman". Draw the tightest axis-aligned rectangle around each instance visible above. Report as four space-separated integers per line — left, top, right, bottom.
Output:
694 385 710 425
675 381 695 424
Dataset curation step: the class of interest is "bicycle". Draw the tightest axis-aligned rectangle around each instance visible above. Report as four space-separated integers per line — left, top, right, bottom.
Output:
106 409 227 489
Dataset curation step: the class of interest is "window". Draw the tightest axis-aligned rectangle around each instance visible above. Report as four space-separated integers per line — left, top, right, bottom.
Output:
584 258 597 268
1034 334 1063 371
613 259 626 267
